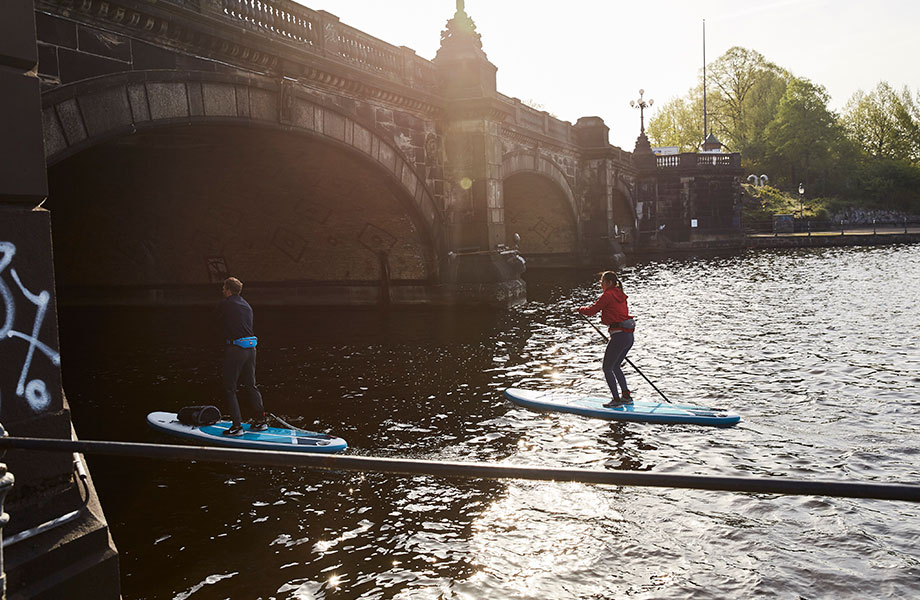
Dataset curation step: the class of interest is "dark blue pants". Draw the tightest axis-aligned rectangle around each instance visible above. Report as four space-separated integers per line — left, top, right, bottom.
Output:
603 331 634 400
222 345 264 426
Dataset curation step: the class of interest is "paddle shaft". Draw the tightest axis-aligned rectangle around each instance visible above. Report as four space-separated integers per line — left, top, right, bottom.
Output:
578 312 673 404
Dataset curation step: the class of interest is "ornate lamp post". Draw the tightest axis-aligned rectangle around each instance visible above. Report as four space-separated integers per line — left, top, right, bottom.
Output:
630 89 654 134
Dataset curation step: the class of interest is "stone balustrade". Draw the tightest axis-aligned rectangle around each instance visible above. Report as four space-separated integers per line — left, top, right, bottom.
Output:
498 94 574 145
657 153 741 168
214 0 438 91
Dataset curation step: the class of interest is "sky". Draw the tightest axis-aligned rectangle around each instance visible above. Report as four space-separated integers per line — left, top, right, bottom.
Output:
302 0 920 150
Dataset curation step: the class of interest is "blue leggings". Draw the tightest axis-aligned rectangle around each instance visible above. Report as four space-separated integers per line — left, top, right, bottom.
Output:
603 331 634 399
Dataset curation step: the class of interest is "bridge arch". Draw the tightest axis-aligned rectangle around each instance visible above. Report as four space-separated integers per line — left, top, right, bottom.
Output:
501 150 581 265
41 71 445 304
42 70 444 243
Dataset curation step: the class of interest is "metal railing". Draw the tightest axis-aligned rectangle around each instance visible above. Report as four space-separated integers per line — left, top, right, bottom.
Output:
744 218 920 236
1 436 919 502
2 429 917 598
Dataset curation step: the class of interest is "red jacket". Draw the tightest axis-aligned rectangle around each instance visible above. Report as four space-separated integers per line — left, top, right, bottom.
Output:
578 287 634 332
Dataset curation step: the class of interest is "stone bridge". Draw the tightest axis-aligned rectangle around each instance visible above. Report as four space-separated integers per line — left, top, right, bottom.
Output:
0 1 745 596
32 0 742 307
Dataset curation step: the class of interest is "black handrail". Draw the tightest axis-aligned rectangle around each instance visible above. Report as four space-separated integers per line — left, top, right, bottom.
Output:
2 437 918 503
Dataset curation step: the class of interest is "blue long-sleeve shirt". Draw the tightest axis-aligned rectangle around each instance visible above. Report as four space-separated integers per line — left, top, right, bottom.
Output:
219 294 255 343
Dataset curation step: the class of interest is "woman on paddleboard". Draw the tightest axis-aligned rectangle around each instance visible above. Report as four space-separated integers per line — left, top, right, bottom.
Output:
577 271 636 407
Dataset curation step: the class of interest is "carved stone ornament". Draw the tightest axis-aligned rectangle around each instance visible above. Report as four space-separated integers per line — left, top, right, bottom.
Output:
437 0 486 59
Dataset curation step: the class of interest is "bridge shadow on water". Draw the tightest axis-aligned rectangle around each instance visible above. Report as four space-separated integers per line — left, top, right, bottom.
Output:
57 297 644 599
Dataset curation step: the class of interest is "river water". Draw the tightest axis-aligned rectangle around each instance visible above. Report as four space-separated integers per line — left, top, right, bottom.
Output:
59 244 920 599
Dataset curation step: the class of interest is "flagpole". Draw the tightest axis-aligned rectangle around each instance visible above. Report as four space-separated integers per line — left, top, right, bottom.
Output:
703 18 707 141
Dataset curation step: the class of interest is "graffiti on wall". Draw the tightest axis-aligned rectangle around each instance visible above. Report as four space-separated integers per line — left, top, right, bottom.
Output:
0 241 61 414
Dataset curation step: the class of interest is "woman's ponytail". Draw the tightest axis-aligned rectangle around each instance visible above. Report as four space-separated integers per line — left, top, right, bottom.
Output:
600 270 623 290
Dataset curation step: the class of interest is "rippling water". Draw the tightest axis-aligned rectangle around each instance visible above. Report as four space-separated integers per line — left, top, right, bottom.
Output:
59 245 920 599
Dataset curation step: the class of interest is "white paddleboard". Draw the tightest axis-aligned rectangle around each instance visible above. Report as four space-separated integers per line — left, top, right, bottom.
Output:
505 388 741 427
146 411 348 453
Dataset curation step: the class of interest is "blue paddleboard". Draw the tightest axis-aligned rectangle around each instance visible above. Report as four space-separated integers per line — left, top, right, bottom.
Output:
146 411 348 453
505 388 740 427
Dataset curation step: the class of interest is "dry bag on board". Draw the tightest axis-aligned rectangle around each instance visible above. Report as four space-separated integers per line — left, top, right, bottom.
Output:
177 405 221 426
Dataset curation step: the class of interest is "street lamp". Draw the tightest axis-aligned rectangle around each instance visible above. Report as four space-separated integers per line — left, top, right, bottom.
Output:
630 89 654 134
798 183 805 218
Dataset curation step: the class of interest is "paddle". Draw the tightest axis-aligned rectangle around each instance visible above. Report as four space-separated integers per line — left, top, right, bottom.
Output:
578 312 674 404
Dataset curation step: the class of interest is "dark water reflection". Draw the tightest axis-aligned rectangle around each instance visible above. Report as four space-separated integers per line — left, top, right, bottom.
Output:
59 245 920 599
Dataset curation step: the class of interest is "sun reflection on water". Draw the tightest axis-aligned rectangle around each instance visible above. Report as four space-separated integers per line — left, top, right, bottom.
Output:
464 480 631 596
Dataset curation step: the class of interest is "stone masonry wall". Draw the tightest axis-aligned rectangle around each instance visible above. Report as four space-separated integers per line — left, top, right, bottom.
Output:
35 7 448 226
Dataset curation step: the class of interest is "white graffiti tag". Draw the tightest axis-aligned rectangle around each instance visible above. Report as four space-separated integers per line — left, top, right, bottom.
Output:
0 241 61 413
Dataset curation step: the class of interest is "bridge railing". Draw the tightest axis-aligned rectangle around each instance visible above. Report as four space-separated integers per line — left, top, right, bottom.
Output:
744 218 920 235
517 104 546 131
657 153 741 168
500 94 574 144
214 0 320 44
211 0 438 92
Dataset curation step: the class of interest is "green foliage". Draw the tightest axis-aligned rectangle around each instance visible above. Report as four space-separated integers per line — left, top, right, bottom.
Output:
647 93 704 152
706 47 788 154
762 77 843 191
851 158 920 212
742 184 835 222
841 83 920 162
743 184 798 220
649 45 920 215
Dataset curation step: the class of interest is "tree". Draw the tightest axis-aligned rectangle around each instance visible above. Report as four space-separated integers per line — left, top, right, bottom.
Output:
762 77 843 193
842 82 920 162
647 46 787 158
647 92 704 152
851 158 920 211
706 47 788 153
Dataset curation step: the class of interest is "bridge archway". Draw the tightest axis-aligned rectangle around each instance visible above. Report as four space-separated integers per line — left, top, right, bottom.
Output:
502 151 580 267
41 71 444 305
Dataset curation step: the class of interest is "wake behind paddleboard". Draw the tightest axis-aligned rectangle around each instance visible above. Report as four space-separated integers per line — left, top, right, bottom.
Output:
146 411 348 453
505 388 740 427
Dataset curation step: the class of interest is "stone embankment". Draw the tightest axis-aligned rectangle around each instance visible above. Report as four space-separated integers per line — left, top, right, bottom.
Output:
745 228 920 249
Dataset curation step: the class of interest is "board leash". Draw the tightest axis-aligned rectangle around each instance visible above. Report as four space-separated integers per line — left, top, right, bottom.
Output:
578 312 674 404
267 412 309 433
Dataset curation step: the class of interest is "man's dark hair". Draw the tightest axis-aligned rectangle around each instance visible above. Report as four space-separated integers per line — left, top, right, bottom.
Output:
223 277 243 295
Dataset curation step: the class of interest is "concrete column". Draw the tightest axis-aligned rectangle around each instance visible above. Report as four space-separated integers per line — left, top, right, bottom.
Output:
573 117 632 265
434 4 504 253
0 2 121 597
431 4 525 306
0 0 46 207
442 112 506 252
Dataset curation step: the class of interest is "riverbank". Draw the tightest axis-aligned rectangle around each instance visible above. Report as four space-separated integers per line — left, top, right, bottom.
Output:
634 226 920 254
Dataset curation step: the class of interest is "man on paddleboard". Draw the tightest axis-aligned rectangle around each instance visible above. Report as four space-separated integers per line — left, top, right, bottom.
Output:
219 277 267 436
576 271 636 407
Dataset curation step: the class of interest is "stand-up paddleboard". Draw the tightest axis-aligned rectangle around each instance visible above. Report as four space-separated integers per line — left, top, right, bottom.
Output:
146 411 348 453
505 388 740 427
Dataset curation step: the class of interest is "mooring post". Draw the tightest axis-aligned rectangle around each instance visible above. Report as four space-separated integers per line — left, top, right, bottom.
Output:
0 424 15 600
